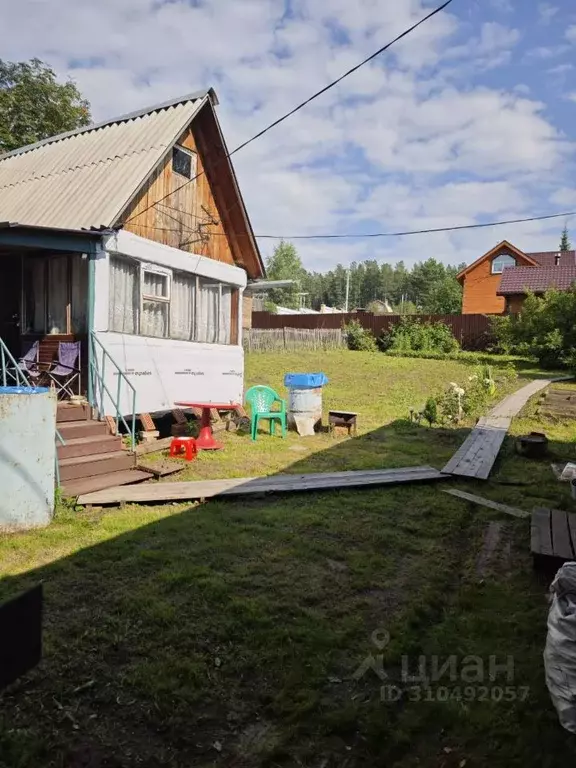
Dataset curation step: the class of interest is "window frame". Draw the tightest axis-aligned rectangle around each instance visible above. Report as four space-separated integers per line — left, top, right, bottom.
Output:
172 144 194 179
491 253 516 275
109 255 239 345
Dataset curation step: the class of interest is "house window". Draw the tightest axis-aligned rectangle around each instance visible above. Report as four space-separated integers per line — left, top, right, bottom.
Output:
108 256 237 345
491 254 516 274
141 268 170 338
172 145 193 179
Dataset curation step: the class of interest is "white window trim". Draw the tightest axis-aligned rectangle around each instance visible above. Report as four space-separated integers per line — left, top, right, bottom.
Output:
491 254 516 275
172 144 196 180
141 264 172 302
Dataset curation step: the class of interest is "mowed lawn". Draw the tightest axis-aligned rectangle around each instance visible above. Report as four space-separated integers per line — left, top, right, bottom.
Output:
1 352 576 768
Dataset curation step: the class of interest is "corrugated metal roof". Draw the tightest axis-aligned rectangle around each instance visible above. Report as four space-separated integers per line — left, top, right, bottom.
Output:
0 93 210 230
498 265 576 295
526 250 576 267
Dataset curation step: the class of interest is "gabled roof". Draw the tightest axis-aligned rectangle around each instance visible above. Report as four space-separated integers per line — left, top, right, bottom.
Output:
456 240 539 283
497 265 576 295
527 250 576 267
0 90 214 231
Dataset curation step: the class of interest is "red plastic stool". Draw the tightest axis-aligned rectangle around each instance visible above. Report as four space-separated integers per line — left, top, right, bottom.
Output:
169 436 198 462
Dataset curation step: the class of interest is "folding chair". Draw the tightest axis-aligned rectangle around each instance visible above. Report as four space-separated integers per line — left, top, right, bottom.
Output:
47 341 81 399
17 340 42 381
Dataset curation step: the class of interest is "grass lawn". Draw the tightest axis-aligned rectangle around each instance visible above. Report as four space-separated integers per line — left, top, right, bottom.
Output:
1 352 576 767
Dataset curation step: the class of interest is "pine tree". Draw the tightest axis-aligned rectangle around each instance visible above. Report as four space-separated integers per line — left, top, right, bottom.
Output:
560 226 572 252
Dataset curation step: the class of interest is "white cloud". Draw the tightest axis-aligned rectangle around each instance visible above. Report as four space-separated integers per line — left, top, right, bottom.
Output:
539 3 559 23
567 25 576 44
0 0 574 270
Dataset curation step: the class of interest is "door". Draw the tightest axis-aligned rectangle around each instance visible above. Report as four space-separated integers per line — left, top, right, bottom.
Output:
0 254 22 357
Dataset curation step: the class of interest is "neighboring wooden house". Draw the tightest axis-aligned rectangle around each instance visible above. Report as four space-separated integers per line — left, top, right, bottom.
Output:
457 240 576 314
0 90 264 416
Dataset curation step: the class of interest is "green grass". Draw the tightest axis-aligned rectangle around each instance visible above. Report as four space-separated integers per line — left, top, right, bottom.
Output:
148 351 529 482
1 351 576 768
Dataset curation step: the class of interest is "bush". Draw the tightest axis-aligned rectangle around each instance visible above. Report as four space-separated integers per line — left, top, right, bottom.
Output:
344 320 377 351
491 289 576 370
378 318 460 355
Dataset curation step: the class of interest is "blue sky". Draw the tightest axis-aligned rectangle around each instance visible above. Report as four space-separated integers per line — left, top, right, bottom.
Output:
1 0 575 269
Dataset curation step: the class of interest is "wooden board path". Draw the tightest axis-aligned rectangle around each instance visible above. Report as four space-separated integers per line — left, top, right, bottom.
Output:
442 378 565 480
77 465 447 506
442 416 510 480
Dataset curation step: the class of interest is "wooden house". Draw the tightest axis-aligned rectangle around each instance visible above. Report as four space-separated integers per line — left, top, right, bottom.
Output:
0 90 264 416
457 240 576 314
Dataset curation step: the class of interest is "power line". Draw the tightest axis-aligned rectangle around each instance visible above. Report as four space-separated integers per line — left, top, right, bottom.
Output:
122 0 454 226
135 209 576 240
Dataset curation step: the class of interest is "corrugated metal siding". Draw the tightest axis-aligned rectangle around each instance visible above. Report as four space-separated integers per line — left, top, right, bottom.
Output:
0 100 203 230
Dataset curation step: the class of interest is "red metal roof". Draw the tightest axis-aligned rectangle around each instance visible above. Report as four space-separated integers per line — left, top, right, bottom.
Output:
526 250 576 267
498 265 576 295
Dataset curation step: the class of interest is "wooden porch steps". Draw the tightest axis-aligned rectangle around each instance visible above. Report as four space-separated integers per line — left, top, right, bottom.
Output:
56 403 153 499
57 434 123 460
62 470 153 499
59 451 135 482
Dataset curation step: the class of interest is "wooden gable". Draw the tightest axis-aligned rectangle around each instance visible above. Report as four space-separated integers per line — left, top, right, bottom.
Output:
458 241 540 315
118 101 264 279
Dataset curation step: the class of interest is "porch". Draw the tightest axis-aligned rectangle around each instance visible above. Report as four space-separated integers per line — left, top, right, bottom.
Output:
0 224 102 397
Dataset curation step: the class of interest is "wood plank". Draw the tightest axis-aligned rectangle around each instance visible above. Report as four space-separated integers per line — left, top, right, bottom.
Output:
63 470 152 499
77 465 447 506
442 418 509 480
443 489 529 519
531 507 553 557
550 508 575 560
136 461 183 479
488 377 573 419
135 436 174 456
568 512 576 558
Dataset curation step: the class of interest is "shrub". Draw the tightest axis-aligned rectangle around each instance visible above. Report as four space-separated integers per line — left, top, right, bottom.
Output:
344 320 377 351
491 289 576 370
422 397 438 426
378 318 460 355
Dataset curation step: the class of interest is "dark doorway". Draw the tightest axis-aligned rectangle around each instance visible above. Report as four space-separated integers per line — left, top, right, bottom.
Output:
0 253 22 357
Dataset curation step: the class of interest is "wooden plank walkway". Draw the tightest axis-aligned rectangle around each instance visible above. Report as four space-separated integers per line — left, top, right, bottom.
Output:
442 416 510 480
77 465 447 506
442 377 570 481
487 378 555 418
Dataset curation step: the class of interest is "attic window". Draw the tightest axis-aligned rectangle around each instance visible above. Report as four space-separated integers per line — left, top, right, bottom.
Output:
491 254 516 275
172 145 193 178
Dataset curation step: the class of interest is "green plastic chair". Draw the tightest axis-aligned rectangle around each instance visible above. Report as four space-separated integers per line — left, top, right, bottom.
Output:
245 385 287 441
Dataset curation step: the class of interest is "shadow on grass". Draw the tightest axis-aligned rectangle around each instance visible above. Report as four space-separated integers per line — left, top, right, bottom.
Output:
2 416 576 767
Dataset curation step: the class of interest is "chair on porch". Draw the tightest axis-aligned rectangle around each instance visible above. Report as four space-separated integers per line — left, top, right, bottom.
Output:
17 341 42 381
46 342 81 399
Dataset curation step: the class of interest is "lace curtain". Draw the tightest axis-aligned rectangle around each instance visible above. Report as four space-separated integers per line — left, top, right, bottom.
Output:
218 286 232 344
109 256 139 334
107 257 235 344
197 278 219 343
171 272 195 341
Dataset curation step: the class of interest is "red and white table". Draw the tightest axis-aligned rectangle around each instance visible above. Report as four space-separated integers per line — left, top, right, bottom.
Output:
174 401 240 450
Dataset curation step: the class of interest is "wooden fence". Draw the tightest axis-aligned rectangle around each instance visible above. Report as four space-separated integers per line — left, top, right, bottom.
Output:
244 327 345 353
251 312 493 351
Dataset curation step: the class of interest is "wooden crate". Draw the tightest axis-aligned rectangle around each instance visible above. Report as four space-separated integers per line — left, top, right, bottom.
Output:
531 507 576 570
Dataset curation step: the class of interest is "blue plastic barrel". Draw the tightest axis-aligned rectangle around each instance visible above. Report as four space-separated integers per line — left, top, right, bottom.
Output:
0 386 56 531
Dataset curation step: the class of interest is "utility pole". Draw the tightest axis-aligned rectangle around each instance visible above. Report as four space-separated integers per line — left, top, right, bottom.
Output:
345 268 350 313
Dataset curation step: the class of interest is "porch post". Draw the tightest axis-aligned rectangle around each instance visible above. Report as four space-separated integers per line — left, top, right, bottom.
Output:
87 253 95 406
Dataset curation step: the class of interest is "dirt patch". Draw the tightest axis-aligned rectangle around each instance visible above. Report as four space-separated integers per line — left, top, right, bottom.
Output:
475 521 504 578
